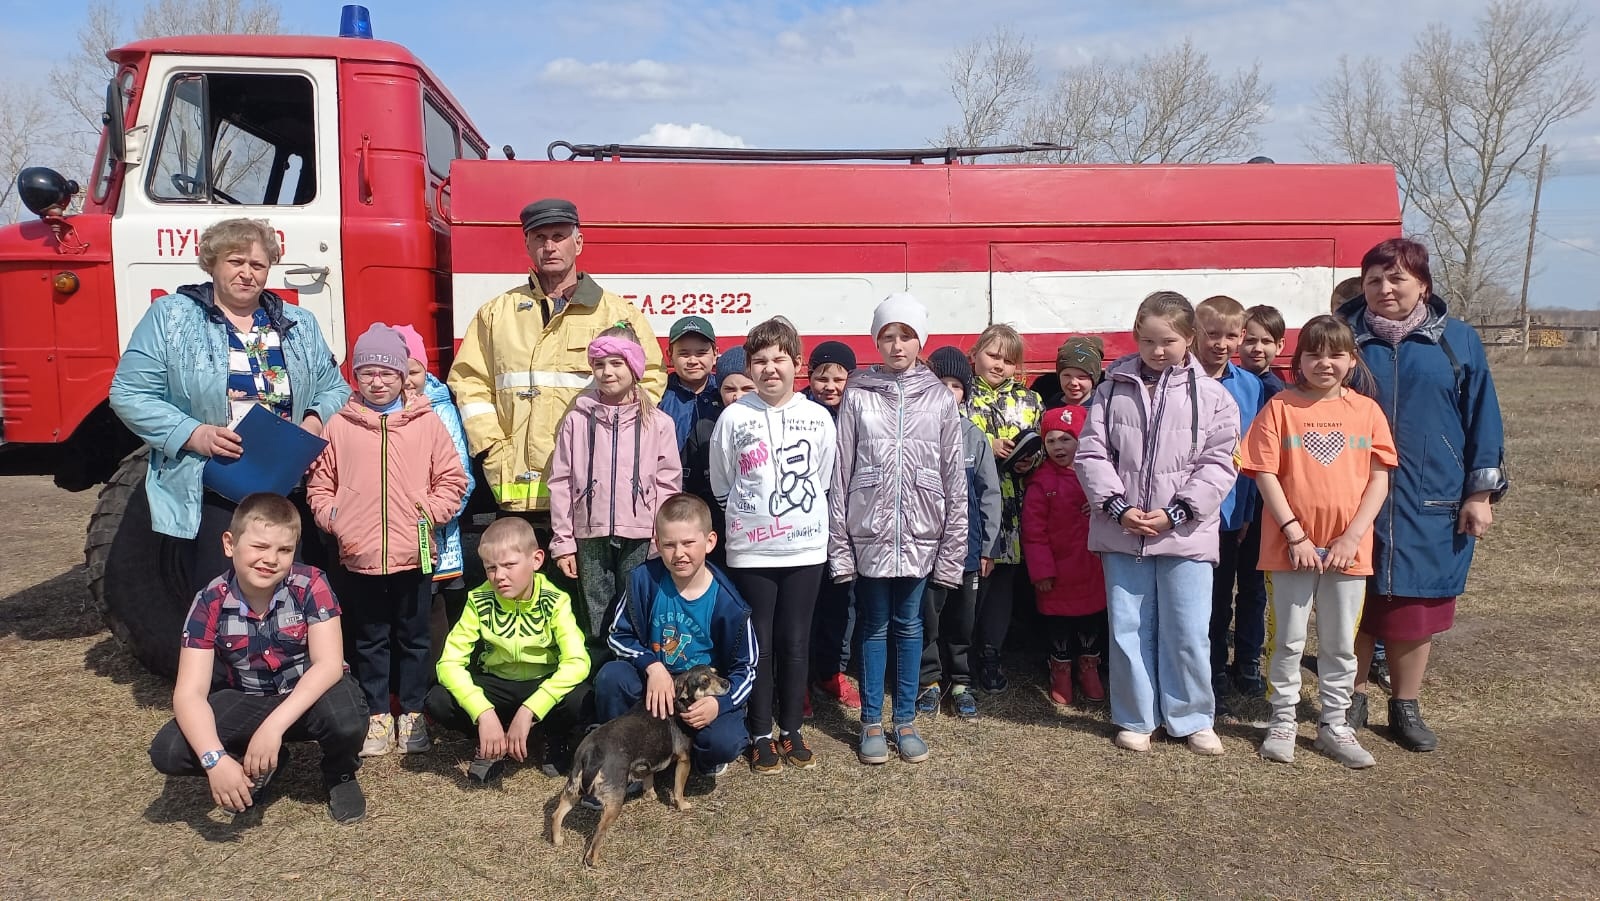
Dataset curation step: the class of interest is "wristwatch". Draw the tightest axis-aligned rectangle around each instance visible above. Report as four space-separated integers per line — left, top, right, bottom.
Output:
200 749 228 770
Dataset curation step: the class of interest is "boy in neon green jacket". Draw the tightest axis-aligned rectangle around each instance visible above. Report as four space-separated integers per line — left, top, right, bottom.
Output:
423 518 591 783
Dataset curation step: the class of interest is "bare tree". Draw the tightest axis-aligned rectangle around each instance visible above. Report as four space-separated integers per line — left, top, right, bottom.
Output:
940 34 1271 164
1311 1 1595 323
0 84 59 224
938 27 1037 148
46 0 281 187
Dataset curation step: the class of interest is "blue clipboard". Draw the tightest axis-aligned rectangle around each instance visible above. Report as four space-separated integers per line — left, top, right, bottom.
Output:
202 405 329 503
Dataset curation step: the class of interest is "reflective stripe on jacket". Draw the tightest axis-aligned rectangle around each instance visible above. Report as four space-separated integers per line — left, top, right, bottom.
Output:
447 274 666 511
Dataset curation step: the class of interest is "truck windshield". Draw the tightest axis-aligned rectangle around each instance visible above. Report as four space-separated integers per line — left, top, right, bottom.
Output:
146 72 316 206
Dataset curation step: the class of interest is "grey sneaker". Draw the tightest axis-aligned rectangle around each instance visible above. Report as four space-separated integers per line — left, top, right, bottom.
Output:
360 714 394 757
1316 722 1376 768
914 684 941 720
1259 720 1298 763
857 723 890 765
396 712 431 754
893 722 930 763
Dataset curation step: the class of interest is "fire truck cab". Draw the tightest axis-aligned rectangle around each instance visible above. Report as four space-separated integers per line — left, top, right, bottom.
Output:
0 21 1401 678
1 33 486 488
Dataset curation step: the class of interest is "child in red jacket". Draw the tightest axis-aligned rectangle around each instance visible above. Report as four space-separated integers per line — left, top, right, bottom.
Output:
1022 405 1108 706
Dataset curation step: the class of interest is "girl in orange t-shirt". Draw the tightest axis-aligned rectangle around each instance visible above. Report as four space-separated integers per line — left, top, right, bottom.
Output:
1240 315 1397 769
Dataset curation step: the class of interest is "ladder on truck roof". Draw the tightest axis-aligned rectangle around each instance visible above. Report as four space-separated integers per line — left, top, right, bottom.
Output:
543 141 1072 164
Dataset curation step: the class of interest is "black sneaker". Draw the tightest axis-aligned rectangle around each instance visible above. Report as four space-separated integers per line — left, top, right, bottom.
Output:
540 741 573 778
748 737 783 775
1388 698 1438 752
467 756 506 785
326 774 366 824
1211 672 1235 718
778 732 816 769
977 650 1008 694
1369 658 1392 692
1347 692 1369 731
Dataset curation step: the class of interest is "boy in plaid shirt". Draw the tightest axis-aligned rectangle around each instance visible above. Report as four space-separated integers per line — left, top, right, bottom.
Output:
148 493 368 823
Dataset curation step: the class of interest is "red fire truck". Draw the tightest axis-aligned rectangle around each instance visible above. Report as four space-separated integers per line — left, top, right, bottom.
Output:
0 19 1401 676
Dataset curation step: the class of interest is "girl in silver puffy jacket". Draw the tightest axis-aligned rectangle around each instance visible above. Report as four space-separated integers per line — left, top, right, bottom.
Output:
828 294 969 767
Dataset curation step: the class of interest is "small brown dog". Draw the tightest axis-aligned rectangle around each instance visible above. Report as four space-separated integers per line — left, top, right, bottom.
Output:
550 665 730 866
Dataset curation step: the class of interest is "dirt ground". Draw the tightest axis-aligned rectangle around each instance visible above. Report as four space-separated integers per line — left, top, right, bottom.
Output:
2 365 1598 899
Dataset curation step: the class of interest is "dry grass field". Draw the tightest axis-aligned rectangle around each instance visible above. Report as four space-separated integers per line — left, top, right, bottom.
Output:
2 365 1597 898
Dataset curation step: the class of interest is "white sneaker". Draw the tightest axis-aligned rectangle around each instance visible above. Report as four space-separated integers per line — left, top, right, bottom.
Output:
1186 727 1225 756
360 713 395 757
1315 722 1376 769
1259 720 1298 763
1114 729 1152 752
396 712 431 753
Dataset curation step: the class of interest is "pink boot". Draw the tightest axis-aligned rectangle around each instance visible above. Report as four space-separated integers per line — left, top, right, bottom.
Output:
1048 658 1074 706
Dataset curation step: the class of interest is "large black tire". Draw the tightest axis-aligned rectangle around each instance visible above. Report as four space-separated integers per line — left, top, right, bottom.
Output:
84 450 188 680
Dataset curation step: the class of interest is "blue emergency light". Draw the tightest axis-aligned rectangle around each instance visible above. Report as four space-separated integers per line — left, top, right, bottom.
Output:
339 5 374 38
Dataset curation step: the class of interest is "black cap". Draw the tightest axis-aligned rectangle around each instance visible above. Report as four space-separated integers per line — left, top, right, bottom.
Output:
519 198 580 232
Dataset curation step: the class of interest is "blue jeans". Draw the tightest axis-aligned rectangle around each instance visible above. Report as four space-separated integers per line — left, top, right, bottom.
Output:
592 661 750 772
857 576 927 725
1102 552 1215 737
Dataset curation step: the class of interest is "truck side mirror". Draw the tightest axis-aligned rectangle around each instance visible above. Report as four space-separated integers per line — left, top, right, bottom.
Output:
103 77 126 162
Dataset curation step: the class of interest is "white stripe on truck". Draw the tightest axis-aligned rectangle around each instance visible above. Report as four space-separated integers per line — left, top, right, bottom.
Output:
450 267 1357 341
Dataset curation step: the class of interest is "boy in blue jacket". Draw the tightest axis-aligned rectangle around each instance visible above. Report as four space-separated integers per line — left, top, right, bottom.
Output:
1195 296 1268 702
594 493 757 776
916 348 1003 720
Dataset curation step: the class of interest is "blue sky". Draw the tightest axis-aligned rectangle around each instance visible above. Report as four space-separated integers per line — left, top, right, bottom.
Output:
4 0 1598 309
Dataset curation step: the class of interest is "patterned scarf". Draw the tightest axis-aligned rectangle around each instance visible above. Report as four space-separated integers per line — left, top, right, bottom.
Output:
1365 300 1429 345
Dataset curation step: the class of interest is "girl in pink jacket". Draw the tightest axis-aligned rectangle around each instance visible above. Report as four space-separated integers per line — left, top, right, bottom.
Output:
1074 292 1239 757
307 324 468 757
547 326 682 653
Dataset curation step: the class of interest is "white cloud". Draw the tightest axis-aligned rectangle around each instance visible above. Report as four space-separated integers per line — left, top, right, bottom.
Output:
630 122 748 147
539 57 691 101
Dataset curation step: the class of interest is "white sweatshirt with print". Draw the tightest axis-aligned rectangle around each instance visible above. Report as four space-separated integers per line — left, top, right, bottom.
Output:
710 392 838 568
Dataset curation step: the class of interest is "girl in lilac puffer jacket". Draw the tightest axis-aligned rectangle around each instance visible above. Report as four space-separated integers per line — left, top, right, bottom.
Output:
1074 291 1239 757
829 293 968 767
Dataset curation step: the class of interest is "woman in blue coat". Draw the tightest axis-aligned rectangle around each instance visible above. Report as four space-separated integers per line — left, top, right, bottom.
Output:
110 218 350 597
1339 238 1507 752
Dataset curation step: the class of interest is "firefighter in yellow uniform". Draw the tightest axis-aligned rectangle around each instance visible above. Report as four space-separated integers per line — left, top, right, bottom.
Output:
449 198 666 511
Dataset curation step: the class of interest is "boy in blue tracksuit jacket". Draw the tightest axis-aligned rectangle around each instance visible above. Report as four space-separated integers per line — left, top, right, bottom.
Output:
1195 297 1270 698
593 495 757 775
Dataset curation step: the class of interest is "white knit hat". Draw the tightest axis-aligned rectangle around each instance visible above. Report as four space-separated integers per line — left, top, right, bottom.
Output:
870 292 929 341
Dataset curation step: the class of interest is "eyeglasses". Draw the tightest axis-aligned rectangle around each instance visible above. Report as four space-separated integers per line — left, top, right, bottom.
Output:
354 368 401 383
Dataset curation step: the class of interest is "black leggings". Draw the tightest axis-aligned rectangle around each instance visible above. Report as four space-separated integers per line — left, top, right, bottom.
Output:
974 563 1020 655
732 563 823 737
1047 611 1108 660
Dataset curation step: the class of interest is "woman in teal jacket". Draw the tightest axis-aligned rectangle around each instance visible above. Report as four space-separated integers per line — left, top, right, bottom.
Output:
109 218 349 595
1339 238 1507 753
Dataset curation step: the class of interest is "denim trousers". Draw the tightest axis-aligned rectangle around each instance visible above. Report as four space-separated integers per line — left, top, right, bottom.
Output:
856 576 927 725
1101 552 1215 737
